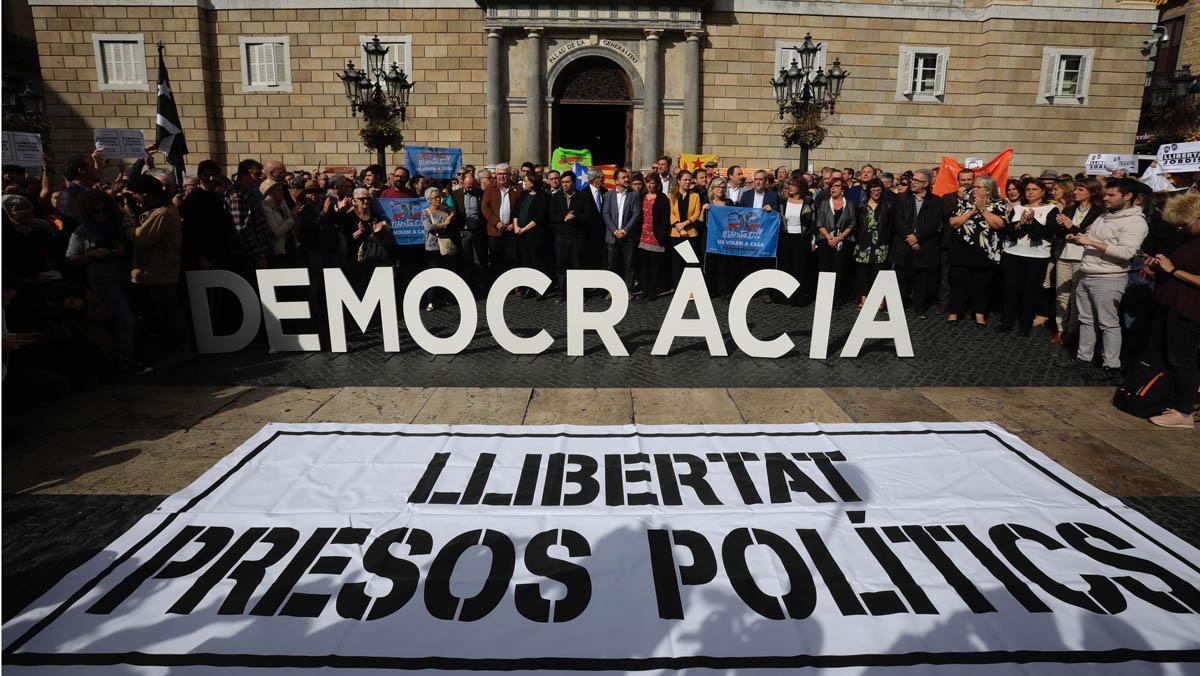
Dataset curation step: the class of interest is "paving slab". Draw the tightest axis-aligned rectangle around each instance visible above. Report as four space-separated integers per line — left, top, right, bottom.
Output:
6 387 126 435
1015 430 1196 498
916 389 1080 432
307 387 434 424
632 388 744 425
825 387 957 423
1049 387 1165 431
728 388 852 424
524 389 633 425
1095 430 1200 493
91 385 252 429
3 427 253 495
192 387 341 430
412 387 532 425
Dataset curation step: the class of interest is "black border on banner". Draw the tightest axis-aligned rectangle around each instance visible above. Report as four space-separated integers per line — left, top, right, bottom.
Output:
5 427 1200 669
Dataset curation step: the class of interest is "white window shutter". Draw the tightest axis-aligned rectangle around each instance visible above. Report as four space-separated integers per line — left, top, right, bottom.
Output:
103 42 123 84
1075 54 1091 103
134 43 145 85
900 50 915 96
249 44 262 86
934 54 947 97
1039 50 1058 101
272 42 286 86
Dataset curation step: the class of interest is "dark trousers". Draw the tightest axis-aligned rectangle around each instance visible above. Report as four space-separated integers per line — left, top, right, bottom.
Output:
948 265 996 318
778 231 810 303
638 249 666 300
134 282 185 353
817 242 848 301
606 239 637 293
1150 305 1200 413
518 228 544 277
488 235 517 283
709 253 740 297
854 262 886 300
670 237 701 289
460 229 489 294
896 264 938 313
1001 253 1049 332
556 235 585 294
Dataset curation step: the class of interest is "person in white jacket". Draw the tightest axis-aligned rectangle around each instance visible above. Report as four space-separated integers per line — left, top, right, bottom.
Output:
260 178 299 266
1060 178 1148 381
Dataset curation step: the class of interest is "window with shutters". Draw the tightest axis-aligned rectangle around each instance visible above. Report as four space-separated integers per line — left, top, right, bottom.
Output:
1037 47 1093 105
92 34 147 91
239 37 292 92
896 45 948 103
360 35 413 80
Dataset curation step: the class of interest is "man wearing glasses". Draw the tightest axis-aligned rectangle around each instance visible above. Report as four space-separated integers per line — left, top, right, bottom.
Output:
382 166 417 198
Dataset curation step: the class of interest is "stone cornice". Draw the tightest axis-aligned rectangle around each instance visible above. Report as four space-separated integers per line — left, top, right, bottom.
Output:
28 0 1157 23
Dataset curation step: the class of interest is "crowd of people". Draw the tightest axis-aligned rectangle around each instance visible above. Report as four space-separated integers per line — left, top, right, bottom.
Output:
3 147 1198 428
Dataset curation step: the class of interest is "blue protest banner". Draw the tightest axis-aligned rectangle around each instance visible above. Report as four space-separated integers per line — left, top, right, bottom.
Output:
705 205 781 258
404 146 462 180
378 197 428 246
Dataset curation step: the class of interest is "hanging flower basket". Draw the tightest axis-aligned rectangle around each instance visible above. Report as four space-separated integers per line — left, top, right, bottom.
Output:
782 122 826 149
360 121 405 152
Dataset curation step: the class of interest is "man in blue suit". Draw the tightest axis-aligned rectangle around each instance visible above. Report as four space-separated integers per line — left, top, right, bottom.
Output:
737 170 780 211
601 168 643 297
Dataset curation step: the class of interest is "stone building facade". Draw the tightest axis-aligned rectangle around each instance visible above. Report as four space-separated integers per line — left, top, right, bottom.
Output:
28 0 1159 176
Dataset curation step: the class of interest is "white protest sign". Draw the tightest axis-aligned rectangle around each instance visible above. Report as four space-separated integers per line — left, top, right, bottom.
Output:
1156 141 1200 173
964 157 984 170
93 129 147 159
2 131 44 167
1085 153 1137 176
5 422 1199 674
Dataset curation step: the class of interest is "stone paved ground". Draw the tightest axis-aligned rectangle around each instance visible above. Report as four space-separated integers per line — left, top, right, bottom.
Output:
3 384 1196 623
145 296 1115 388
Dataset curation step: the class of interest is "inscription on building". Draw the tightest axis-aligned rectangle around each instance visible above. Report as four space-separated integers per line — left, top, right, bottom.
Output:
548 38 640 68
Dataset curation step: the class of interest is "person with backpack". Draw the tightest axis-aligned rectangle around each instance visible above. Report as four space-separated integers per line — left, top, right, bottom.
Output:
1141 192 1200 429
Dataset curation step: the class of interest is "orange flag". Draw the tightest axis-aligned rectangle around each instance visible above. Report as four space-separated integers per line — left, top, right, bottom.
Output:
932 149 1013 197
679 154 719 172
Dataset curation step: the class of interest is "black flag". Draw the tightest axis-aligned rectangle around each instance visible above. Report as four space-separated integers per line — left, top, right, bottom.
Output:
154 42 188 178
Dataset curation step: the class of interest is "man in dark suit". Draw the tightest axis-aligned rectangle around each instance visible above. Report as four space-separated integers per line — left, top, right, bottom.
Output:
601 168 643 297
549 170 600 301
889 168 944 317
737 170 781 211
584 169 608 270
451 171 487 295
736 169 782 294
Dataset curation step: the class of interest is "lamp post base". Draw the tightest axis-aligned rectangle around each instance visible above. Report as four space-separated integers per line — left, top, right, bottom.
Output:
799 144 810 175
377 148 386 172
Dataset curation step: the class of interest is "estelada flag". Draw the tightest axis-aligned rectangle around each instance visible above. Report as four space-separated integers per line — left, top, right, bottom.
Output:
933 149 1013 197
679 153 719 172
551 147 593 174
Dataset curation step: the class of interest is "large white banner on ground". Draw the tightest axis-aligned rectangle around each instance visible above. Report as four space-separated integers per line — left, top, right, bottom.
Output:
4 423 1199 674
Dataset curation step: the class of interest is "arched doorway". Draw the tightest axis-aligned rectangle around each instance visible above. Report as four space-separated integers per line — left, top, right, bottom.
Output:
551 56 632 167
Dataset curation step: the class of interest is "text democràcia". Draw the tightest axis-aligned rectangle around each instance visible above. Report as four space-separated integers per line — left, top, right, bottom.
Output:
188 242 914 359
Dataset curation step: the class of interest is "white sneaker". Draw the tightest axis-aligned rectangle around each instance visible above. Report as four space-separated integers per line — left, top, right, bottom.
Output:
1149 409 1195 429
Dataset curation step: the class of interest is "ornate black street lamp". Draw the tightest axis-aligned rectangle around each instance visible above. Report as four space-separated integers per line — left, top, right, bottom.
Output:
770 33 849 172
338 35 414 168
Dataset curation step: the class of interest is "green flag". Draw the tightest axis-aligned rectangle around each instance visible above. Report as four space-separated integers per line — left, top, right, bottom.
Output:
550 147 593 174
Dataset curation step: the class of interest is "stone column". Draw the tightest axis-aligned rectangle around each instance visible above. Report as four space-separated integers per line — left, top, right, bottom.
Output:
682 30 703 154
640 29 663 170
485 27 504 166
525 27 544 165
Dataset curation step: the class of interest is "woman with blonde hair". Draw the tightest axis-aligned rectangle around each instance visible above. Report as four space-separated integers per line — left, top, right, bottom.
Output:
1142 192 1200 429
260 178 300 266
